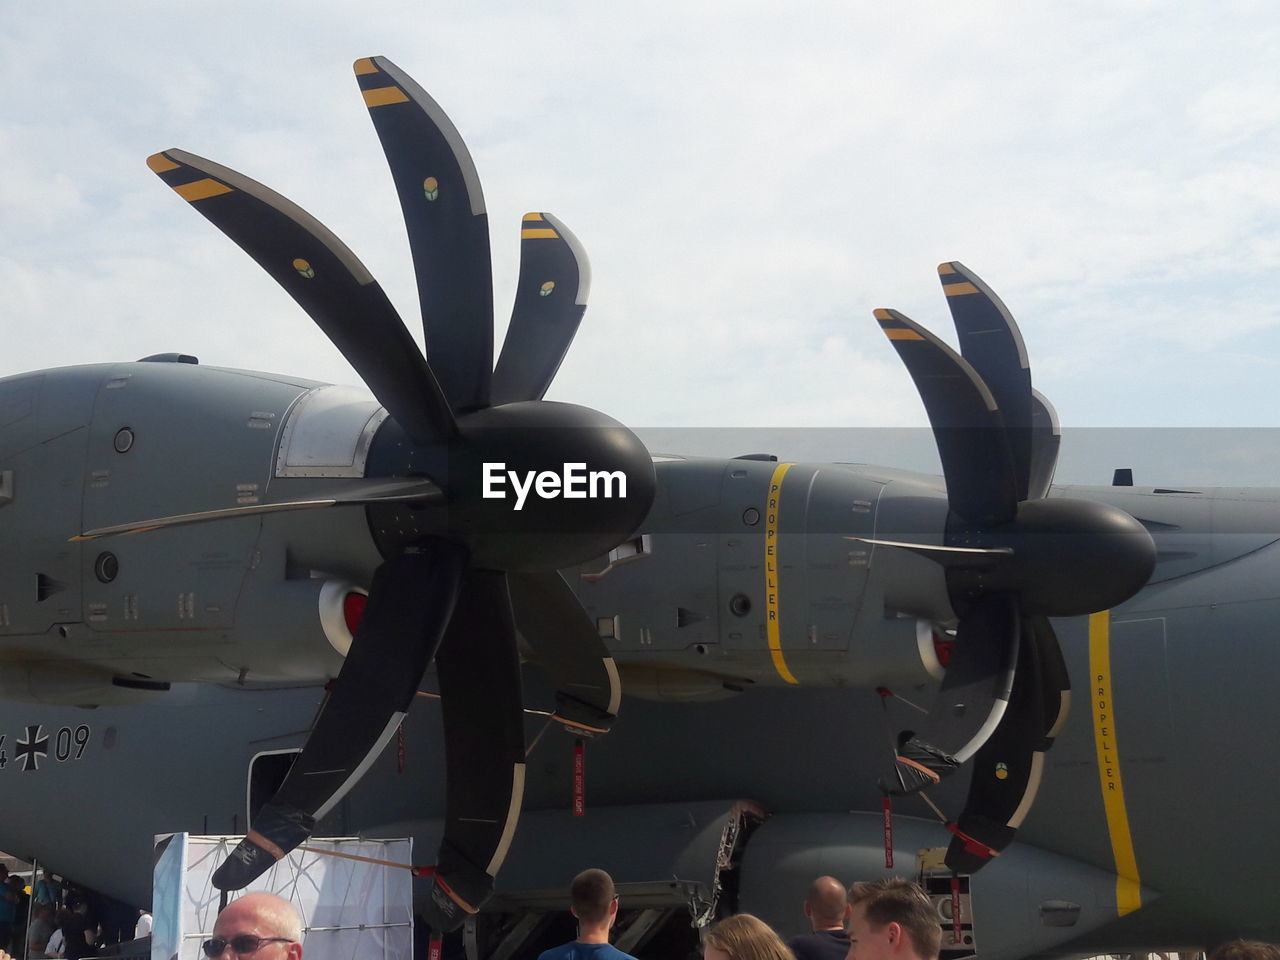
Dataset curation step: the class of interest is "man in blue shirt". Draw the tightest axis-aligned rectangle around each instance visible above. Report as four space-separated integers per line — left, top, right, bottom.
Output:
537 869 637 960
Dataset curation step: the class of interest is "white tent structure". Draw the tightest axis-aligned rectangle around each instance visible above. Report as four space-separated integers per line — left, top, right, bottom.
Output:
152 834 413 960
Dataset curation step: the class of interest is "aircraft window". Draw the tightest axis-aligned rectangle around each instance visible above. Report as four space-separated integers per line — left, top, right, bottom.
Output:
276 384 389 478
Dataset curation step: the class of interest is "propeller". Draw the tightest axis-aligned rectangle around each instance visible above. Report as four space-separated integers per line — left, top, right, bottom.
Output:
944 615 1070 872
873 264 1155 815
146 57 655 928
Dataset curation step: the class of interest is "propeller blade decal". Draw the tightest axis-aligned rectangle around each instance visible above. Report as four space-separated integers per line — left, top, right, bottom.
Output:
211 543 467 891
491 213 591 405
423 570 527 932
943 615 1069 873
844 536 1012 564
147 149 455 445
1028 389 1062 500
71 478 443 541
878 593 1020 795
938 262 1034 501
874 309 1018 527
508 570 620 735
355 56 493 413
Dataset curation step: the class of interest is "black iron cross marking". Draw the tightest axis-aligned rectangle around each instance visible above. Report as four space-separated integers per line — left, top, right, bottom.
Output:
16 725 48 772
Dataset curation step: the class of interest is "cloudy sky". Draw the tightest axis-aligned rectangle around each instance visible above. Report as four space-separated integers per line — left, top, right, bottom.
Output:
2 2 1278 481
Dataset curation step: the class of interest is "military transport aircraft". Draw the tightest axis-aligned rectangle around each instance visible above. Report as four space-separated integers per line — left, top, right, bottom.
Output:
0 55 1275 958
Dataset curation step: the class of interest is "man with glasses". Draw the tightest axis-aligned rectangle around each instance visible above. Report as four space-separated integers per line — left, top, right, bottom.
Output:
202 892 302 960
537 868 637 960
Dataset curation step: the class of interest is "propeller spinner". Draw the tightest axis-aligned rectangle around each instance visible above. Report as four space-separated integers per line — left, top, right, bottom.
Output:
147 57 654 928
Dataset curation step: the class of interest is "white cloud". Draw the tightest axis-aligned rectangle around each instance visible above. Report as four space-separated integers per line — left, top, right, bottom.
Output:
1 0 1278 440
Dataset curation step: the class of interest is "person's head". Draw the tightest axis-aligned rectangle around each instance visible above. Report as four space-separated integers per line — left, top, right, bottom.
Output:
205 892 303 960
34 903 52 921
804 876 851 931
846 878 940 960
703 914 795 960
9 876 24 891
569 868 619 930
1209 942 1280 960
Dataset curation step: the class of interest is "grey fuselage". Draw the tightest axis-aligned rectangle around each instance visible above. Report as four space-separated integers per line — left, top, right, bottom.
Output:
0 359 1276 955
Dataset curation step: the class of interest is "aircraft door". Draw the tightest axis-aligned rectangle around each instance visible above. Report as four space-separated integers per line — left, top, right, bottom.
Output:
0 370 97 636
717 461 879 678
575 457 722 657
717 460 777 656
799 465 879 652
80 363 304 636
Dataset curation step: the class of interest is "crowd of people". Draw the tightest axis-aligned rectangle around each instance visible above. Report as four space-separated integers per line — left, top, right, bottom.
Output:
0 863 1276 960
529 867 1280 960
0 866 151 960
167 873 1280 960
519 868 938 960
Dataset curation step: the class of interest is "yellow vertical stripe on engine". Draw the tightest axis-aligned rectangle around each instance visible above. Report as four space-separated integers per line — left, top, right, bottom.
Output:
764 463 799 684
1089 611 1142 916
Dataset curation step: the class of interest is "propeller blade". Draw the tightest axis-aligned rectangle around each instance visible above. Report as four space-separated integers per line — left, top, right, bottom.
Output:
211 543 467 890
423 570 527 932
944 615 1070 873
874 309 1018 526
491 213 591 406
71 478 443 541
938 262 1034 501
1028 389 1061 500
508 570 620 735
878 593 1020 795
354 56 493 413
147 149 455 445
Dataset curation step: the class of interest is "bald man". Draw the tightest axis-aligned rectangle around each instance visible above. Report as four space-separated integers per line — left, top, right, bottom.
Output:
788 876 852 960
203 893 303 960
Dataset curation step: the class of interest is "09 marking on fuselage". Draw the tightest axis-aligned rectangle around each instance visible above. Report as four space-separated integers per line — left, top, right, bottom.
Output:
0 724 91 773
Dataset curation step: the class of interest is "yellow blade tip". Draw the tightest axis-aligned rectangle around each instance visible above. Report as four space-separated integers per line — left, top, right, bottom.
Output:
146 152 180 173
